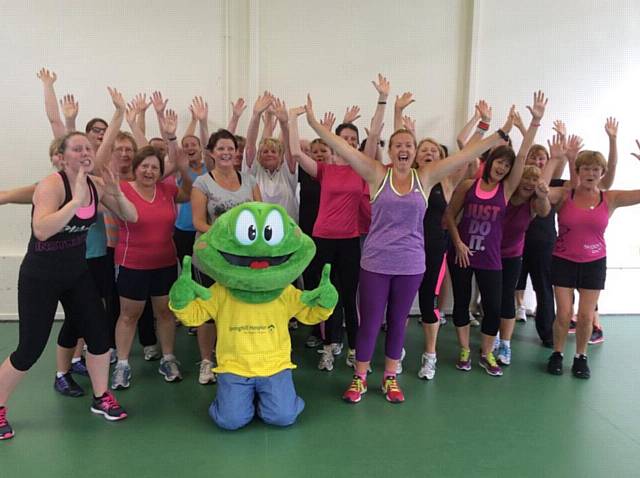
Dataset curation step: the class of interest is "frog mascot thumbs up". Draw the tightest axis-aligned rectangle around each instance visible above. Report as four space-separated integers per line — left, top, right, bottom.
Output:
169 202 337 430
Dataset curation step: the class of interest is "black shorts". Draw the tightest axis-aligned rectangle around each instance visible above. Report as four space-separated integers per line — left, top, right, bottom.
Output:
87 254 111 299
551 256 606 290
116 264 178 300
193 266 215 288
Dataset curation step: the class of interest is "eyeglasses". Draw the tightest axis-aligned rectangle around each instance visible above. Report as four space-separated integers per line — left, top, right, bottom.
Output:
90 126 107 134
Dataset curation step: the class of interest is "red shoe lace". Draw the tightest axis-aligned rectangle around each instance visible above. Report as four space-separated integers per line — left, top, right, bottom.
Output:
100 393 119 410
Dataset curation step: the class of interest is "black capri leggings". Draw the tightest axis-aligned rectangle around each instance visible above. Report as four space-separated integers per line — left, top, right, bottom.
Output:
11 268 110 371
447 258 502 336
418 238 447 324
500 256 523 319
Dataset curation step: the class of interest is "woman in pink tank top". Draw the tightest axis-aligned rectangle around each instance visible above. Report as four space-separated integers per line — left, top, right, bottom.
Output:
545 146 640 379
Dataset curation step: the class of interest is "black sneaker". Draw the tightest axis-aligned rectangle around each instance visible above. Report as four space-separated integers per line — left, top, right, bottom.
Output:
0 406 14 440
568 319 577 334
572 355 591 379
70 357 89 376
547 352 563 375
54 373 85 397
90 392 128 421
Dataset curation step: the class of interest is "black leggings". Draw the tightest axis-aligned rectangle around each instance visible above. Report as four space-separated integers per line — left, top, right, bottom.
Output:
307 237 360 348
11 269 110 371
516 240 555 343
500 256 523 319
448 258 502 336
418 238 447 324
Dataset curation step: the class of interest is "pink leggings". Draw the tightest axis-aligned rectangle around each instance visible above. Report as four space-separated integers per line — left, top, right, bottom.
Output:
355 268 423 363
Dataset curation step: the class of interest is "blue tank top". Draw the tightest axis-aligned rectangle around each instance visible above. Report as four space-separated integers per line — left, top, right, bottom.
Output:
174 166 202 231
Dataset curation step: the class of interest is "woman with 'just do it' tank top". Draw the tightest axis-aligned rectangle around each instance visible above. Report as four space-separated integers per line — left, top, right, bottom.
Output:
444 91 547 377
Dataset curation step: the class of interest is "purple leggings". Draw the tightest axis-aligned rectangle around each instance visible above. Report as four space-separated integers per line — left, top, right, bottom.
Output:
355 268 423 363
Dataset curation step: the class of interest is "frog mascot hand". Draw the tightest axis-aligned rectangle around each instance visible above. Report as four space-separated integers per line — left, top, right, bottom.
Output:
169 202 337 430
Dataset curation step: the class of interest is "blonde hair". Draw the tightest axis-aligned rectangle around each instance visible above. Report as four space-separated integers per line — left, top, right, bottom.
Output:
527 144 549 162
414 138 445 168
49 138 63 159
310 138 333 153
575 150 607 174
258 137 284 160
522 165 542 180
388 128 417 149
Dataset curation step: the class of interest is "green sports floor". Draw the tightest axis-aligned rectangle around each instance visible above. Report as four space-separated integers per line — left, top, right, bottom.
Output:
1 316 639 478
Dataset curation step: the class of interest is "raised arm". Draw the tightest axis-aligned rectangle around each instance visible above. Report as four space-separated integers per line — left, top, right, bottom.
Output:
394 92 414 132
132 93 151 136
0 183 37 205
37 68 65 139
183 104 197 138
261 104 277 142
599 117 618 189
164 114 192 203
565 134 584 189
342 105 361 125
456 102 483 149
273 97 295 174
288 106 318 177
60 94 79 133
245 92 273 168
191 96 209 151
227 98 246 134
531 180 551 217
151 91 169 141
306 94 385 187
419 111 512 190
160 109 179 177
362 74 390 160
504 91 548 197
94 87 126 173
542 134 568 185
125 98 149 149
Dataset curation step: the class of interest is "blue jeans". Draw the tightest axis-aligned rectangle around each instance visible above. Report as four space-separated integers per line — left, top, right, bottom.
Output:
210 369 305 430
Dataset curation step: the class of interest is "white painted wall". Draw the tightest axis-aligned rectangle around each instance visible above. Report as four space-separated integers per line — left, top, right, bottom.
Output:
1 0 639 317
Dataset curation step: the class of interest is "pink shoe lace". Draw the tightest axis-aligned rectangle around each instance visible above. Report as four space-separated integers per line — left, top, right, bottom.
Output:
100 392 119 410
0 407 7 426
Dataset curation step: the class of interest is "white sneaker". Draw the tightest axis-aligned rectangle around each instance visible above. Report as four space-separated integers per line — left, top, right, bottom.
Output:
418 353 437 380
469 314 480 327
159 357 183 382
516 306 527 322
318 350 334 371
143 345 161 361
316 343 343 356
198 359 216 385
395 348 406 375
346 349 356 368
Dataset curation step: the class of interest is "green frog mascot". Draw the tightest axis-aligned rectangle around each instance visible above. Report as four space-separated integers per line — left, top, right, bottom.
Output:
169 202 337 430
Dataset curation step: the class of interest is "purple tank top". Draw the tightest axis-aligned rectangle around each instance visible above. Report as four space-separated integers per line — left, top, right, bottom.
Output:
361 169 428 275
456 179 506 270
501 200 533 258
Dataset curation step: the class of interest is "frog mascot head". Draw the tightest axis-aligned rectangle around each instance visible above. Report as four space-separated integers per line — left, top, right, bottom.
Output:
193 202 315 303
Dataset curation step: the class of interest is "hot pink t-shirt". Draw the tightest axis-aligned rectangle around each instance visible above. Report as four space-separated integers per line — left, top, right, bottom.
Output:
312 162 366 239
116 177 178 269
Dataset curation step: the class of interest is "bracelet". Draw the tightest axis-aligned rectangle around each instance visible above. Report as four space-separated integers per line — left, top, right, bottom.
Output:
478 121 490 131
167 136 177 141
497 129 509 142
378 101 387 105
531 122 541 127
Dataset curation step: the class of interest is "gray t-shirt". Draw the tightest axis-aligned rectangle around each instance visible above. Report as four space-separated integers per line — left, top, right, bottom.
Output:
191 171 256 271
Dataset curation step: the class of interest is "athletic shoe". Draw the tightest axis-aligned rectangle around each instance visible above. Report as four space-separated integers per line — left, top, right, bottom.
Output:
288 319 299 330
0 407 14 440
496 343 512 366
109 349 117 364
342 375 367 403
479 352 503 377
456 348 472 371
516 306 527 322
111 363 131 390
439 316 447 326
54 373 85 397
70 358 89 376
198 359 216 385
572 355 591 379
317 350 334 371
492 335 500 352
305 335 323 348
395 348 406 375
90 391 128 421
381 376 405 403
187 327 198 336
346 348 356 368
547 352 563 375
316 343 343 356
568 318 577 334
143 345 162 361
159 358 183 382
469 315 481 327
417 353 437 380
589 327 605 345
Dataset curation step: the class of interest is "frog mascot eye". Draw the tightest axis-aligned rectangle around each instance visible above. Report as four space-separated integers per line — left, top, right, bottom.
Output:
263 209 284 246
235 209 258 245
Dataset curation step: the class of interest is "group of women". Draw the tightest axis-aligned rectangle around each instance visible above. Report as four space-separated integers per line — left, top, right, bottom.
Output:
1 69 639 441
